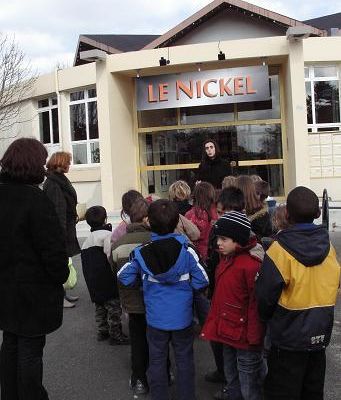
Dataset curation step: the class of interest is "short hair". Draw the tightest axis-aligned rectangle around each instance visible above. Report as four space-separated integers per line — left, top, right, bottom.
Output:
129 198 149 223
255 180 270 202
287 186 320 223
272 203 290 232
218 187 245 212
148 199 179 235
46 152 72 173
222 175 237 189
85 206 107 229
121 190 143 217
169 180 191 201
0 137 48 184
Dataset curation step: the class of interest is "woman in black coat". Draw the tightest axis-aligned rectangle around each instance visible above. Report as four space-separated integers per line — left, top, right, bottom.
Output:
196 139 232 189
0 138 69 400
43 152 81 308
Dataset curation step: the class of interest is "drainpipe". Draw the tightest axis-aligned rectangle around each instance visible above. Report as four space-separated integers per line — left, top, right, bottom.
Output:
54 67 63 150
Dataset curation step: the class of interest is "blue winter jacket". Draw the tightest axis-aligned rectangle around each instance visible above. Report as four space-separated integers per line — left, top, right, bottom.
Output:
118 233 209 330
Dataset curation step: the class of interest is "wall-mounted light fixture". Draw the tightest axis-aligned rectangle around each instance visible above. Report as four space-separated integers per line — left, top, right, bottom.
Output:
136 69 141 78
197 63 202 72
260 57 267 66
159 48 171 66
217 41 226 61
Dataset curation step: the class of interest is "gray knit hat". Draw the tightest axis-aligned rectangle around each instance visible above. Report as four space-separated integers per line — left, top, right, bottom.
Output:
214 211 251 246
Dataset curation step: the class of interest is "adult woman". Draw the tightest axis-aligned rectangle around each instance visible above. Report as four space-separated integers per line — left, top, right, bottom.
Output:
43 152 80 308
197 139 231 189
0 138 69 400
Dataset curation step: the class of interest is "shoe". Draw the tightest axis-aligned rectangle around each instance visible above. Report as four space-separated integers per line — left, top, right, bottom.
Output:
214 386 228 400
65 294 79 302
108 335 130 345
63 298 75 308
130 379 149 395
205 369 226 383
97 332 109 341
168 371 175 386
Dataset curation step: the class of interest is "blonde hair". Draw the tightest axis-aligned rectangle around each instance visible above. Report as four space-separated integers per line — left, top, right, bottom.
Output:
46 152 72 173
169 180 191 201
222 175 237 189
250 174 263 183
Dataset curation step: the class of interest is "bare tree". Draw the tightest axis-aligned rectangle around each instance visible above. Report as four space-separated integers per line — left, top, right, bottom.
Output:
0 33 38 133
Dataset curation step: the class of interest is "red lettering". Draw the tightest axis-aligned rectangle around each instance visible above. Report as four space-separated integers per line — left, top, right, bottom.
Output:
159 83 168 101
234 77 244 95
176 80 193 100
196 80 202 98
148 84 157 103
219 78 233 96
203 79 217 98
246 76 257 94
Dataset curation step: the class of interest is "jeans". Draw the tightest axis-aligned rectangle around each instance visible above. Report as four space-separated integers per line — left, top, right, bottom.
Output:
224 345 265 400
129 313 149 385
264 347 326 400
147 325 195 400
0 331 49 400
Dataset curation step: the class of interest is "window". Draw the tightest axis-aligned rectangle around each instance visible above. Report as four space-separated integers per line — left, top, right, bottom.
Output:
69 88 100 164
305 65 341 133
37 96 60 154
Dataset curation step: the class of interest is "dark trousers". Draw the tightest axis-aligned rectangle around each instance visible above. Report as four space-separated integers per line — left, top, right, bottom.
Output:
129 313 149 385
264 347 326 400
95 298 122 339
147 325 195 400
211 341 225 375
0 331 49 400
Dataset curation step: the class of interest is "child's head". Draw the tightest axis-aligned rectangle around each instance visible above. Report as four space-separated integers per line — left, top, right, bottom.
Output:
272 203 290 232
129 198 149 224
235 175 262 215
192 181 216 211
214 211 251 254
254 180 270 202
85 206 107 229
169 180 191 202
121 190 144 219
148 199 179 235
222 175 237 189
250 174 263 183
286 186 320 224
217 187 245 217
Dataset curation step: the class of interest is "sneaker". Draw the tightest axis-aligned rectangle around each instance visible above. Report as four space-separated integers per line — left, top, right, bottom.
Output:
168 371 175 386
97 332 109 341
63 298 75 308
130 379 149 395
108 335 130 345
205 370 226 383
65 294 79 302
214 386 228 400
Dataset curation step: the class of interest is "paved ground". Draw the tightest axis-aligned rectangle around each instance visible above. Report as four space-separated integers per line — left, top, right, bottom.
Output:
41 233 341 400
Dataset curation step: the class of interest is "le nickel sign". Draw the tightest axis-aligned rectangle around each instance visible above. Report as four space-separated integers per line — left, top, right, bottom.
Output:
136 66 270 111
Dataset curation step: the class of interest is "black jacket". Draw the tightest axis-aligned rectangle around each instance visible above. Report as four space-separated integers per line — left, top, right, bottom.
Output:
197 156 231 188
43 172 80 257
256 224 340 351
81 224 118 304
0 182 69 336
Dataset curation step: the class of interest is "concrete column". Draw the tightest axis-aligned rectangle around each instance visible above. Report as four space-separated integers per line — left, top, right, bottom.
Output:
284 39 310 189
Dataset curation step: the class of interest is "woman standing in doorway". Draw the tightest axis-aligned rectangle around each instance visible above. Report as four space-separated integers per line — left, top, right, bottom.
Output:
43 152 81 308
197 139 232 189
0 138 69 400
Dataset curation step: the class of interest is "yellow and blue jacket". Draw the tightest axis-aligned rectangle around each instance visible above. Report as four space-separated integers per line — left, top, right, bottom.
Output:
256 224 340 351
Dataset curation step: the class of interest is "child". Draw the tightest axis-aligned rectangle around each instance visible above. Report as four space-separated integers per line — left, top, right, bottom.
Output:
169 180 192 215
81 206 129 345
111 198 152 395
118 199 209 400
201 211 265 400
185 181 218 261
256 186 340 400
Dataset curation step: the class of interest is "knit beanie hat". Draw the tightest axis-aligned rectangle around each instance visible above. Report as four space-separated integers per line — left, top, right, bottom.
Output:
214 211 251 246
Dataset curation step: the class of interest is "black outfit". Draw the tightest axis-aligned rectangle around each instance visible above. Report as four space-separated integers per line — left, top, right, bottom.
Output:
248 206 272 243
129 314 149 386
174 200 192 216
0 181 69 400
197 156 231 189
43 171 80 257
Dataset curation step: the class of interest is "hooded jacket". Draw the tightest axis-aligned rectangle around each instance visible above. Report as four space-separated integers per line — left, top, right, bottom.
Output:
118 233 209 330
256 224 340 351
201 237 265 350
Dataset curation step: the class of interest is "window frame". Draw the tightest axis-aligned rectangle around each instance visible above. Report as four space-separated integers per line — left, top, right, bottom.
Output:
37 96 60 152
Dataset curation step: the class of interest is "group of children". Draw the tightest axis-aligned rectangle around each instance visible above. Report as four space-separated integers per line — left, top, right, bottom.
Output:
80 177 340 400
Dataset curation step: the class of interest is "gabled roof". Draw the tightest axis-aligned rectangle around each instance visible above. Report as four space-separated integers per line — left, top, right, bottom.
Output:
304 12 341 31
143 0 326 49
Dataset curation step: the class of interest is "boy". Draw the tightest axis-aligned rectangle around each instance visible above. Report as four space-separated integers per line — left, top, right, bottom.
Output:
81 206 129 345
118 199 209 400
256 186 340 400
201 211 265 400
112 198 151 395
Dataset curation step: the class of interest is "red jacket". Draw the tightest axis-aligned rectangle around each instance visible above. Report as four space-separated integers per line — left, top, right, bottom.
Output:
185 206 218 260
201 237 265 350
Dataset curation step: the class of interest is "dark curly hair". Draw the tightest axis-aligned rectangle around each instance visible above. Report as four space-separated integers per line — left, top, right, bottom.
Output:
0 138 48 184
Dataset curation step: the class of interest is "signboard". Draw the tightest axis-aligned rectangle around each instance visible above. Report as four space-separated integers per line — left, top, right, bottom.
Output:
136 66 270 111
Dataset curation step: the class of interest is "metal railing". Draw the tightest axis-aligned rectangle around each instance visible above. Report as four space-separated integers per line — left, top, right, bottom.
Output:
321 189 341 231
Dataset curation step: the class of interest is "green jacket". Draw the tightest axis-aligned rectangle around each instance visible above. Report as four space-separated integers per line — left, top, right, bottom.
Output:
112 223 151 313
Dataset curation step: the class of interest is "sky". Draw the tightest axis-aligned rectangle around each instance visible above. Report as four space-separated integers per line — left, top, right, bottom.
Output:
0 0 340 74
